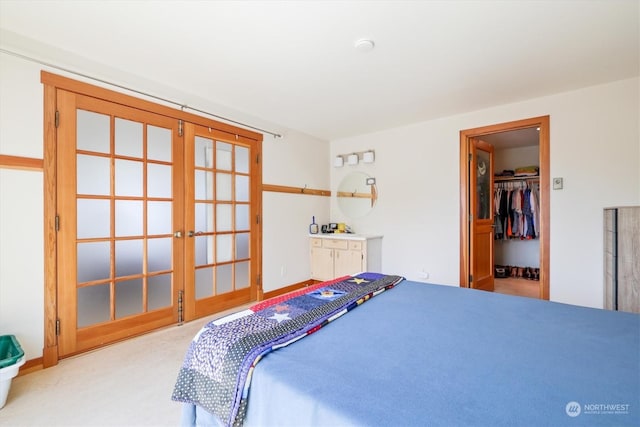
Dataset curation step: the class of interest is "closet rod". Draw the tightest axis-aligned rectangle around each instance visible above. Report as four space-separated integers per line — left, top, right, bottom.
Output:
1 48 283 139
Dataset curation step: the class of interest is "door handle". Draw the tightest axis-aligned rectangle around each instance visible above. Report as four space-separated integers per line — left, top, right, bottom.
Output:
174 231 183 238
188 230 204 238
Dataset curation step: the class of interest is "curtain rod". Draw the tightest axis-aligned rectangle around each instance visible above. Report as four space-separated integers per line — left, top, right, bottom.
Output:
1 48 283 139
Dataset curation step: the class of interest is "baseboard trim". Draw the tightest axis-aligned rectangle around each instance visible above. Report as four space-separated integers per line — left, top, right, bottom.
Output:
18 357 43 377
262 279 319 300
41 344 59 370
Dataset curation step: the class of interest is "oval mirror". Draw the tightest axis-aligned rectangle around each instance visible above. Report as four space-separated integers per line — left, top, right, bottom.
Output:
337 172 377 219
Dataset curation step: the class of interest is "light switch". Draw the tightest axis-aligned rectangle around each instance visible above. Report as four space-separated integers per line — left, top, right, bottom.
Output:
553 177 563 190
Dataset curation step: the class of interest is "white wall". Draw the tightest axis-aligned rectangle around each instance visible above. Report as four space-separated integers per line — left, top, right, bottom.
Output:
331 76 640 309
262 131 330 292
0 169 44 361
262 192 329 291
0 54 43 158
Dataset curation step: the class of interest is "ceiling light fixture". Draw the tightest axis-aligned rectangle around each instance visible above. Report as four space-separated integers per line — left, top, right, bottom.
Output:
334 150 376 167
354 38 375 53
362 151 375 163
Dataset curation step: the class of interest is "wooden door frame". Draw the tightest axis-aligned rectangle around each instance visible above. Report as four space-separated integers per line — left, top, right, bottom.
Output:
459 116 550 300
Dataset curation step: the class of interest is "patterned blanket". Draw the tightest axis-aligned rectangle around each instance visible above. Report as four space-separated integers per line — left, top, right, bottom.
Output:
171 272 404 426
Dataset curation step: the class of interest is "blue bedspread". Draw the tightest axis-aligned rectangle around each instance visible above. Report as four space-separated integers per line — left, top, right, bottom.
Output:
180 280 640 426
172 273 403 426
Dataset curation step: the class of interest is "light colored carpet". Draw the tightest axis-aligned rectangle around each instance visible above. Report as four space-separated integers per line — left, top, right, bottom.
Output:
0 308 243 426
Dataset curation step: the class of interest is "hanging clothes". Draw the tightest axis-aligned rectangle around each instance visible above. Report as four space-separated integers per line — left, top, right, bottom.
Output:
493 180 539 240
522 187 535 239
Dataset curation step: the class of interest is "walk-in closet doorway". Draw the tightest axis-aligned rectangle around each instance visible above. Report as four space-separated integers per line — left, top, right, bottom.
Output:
459 116 550 300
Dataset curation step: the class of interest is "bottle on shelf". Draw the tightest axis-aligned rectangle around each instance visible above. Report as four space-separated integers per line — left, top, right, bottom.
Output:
309 216 319 234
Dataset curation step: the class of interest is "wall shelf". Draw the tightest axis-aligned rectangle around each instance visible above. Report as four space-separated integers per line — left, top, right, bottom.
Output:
494 175 539 182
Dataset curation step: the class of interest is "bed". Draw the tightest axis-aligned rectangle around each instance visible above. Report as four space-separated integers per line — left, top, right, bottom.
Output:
172 273 640 426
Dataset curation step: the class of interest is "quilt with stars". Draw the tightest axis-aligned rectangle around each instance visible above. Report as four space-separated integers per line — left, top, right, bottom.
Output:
171 272 404 427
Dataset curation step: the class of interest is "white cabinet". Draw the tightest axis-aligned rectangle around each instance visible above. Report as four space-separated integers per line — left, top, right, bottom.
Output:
310 235 382 281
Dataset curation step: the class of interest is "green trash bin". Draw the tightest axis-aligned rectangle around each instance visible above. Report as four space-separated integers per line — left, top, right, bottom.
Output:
0 335 25 409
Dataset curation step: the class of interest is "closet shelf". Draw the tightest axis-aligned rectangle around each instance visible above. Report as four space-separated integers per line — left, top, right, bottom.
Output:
494 175 540 182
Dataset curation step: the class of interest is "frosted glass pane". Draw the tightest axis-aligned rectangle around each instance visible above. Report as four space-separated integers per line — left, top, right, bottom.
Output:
216 204 232 232
147 125 172 162
236 146 249 174
235 175 249 202
115 200 143 237
147 201 172 235
115 118 143 158
77 199 110 239
235 261 249 289
195 203 214 233
195 136 213 168
195 204 206 233
216 234 232 263
195 267 213 299
476 149 491 220
216 142 232 170
147 163 171 198
77 155 110 195
216 173 232 201
195 170 214 200
77 241 111 283
77 110 110 153
236 204 249 230
216 264 232 294
195 235 213 266
148 237 171 272
115 278 143 319
115 159 142 197
77 284 110 328
195 170 204 200
116 239 143 277
148 274 171 310
236 233 249 259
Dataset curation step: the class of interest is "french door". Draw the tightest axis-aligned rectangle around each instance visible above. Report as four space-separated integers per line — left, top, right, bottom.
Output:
56 90 183 356
182 123 259 321
53 86 260 357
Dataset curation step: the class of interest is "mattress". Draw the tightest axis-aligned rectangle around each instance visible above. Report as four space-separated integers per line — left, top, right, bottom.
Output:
178 279 640 426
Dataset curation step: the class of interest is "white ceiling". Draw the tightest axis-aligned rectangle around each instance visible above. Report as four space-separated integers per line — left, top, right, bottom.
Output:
0 0 638 141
